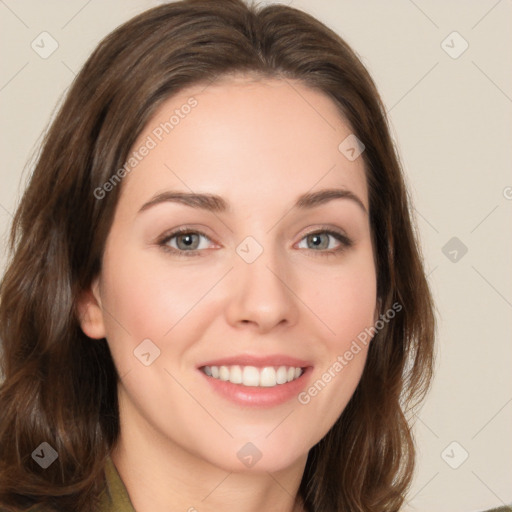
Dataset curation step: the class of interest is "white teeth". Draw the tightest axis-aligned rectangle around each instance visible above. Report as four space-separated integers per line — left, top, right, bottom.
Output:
229 365 242 384
259 367 276 387
219 366 230 381
242 366 260 386
276 366 288 384
202 364 303 387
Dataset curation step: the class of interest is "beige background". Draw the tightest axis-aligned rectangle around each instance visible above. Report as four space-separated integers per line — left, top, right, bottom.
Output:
1 1 511 510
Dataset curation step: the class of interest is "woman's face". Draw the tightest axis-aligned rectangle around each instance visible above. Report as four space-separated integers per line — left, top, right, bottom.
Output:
80 76 377 473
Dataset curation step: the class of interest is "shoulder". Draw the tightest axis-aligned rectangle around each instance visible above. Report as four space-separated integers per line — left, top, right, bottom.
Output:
0 456 133 512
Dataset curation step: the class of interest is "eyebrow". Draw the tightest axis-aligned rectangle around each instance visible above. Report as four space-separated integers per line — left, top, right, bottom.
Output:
138 188 367 215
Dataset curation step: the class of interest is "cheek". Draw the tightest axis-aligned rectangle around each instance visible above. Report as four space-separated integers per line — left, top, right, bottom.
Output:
293 248 376 434
317 273 376 334
98 245 204 366
299 248 377 344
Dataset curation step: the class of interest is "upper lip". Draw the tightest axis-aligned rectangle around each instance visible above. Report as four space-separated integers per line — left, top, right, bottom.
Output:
197 354 313 369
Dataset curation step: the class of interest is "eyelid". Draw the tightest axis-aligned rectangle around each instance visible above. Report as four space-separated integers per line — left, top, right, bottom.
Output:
295 225 352 245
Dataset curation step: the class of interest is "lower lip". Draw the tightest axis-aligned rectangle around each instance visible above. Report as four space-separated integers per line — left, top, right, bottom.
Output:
199 367 313 408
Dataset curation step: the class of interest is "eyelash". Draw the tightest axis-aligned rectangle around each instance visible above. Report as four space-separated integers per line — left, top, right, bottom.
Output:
157 226 353 258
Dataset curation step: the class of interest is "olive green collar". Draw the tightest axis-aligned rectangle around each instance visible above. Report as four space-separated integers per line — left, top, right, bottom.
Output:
100 455 136 512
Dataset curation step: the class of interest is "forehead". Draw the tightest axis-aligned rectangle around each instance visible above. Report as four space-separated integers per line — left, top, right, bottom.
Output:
118 75 368 214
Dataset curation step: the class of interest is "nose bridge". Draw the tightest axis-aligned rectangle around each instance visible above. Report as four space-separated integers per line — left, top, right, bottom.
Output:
236 232 289 296
224 231 298 330
239 236 284 285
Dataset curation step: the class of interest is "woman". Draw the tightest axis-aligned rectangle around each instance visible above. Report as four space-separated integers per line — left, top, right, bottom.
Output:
0 0 437 510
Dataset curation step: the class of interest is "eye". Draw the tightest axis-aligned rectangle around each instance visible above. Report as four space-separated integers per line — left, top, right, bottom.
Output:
296 229 353 256
158 227 215 257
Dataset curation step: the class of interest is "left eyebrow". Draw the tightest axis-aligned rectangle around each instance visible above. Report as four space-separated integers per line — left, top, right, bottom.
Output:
137 187 367 215
295 188 367 214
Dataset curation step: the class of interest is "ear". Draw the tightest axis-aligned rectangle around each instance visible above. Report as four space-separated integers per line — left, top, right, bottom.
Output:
76 277 106 339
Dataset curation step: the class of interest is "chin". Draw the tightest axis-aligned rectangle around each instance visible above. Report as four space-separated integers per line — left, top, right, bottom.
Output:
193 435 310 474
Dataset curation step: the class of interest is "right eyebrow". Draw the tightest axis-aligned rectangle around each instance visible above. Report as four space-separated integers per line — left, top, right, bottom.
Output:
138 191 229 214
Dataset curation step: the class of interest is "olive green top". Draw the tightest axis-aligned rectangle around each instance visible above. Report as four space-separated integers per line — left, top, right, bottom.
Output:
99 456 136 511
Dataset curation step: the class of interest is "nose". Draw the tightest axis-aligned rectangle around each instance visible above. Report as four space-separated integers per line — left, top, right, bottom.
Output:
223 241 300 333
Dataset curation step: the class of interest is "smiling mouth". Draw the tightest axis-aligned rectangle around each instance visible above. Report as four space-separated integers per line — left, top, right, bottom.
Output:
200 365 304 388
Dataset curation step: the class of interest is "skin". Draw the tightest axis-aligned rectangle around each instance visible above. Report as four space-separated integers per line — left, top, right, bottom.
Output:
79 75 378 512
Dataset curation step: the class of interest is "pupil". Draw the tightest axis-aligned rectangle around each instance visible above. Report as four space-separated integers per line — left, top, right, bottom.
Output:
179 234 196 249
310 234 327 249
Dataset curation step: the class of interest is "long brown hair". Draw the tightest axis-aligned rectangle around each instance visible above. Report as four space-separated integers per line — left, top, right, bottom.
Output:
0 0 435 510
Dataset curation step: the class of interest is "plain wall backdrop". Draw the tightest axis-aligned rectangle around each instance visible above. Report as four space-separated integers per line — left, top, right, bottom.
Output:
0 1 511 511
